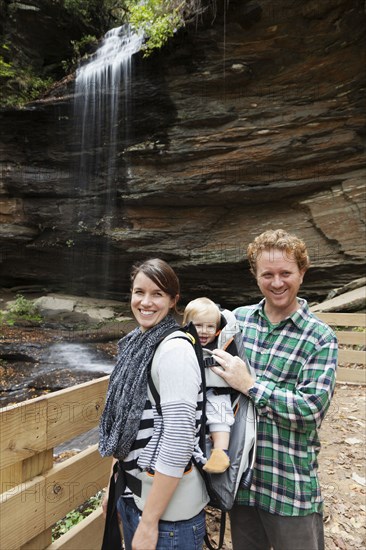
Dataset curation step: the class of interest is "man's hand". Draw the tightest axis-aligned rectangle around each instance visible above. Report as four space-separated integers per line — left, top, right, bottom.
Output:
210 348 255 395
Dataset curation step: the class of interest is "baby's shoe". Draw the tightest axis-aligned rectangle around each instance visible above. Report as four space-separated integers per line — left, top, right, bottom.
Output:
203 449 230 474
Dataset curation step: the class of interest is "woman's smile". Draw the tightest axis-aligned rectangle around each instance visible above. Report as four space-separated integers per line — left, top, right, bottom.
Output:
131 272 176 331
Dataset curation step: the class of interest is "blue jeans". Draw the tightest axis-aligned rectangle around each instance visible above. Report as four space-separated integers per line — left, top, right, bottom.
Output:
117 496 206 550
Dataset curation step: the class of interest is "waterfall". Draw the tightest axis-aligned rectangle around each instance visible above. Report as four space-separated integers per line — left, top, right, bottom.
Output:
74 25 144 195
71 25 144 295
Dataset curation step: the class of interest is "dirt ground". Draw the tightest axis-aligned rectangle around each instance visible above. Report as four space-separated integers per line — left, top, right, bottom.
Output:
1 323 365 549
205 383 366 550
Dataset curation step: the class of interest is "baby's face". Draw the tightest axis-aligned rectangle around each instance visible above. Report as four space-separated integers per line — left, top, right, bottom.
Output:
190 312 218 346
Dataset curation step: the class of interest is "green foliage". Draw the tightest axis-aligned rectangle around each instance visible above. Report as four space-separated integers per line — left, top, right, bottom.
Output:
52 492 103 541
1 0 206 107
0 44 15 82
127 0 184 55
1 38 55 107
0 62 54 108
0 58 14 78
1 295 43 325
72 35 99 59
23 74 54 100
64 1 205 58
62 35 98 72
0 52 15 78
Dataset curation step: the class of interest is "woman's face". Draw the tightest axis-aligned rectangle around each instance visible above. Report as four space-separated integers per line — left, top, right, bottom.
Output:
131 271 177 332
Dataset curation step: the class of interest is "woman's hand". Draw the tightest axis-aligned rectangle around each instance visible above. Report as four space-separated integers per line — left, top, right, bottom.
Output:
131 471 180 549
210 348 255 395
132 518 159 550
101 489 108 518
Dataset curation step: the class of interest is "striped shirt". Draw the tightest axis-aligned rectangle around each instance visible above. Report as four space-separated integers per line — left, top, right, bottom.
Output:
122 335 204 490
234 298 337 516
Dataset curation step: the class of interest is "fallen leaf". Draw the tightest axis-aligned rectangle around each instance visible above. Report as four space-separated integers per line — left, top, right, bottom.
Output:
351 472 366 486
324 513 331 524
345 437 362 445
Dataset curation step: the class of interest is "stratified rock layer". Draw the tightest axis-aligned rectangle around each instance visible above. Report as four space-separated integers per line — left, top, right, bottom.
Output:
0 0 365 306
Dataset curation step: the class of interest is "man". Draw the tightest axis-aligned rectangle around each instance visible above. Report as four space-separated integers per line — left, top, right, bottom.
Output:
212 229 337 550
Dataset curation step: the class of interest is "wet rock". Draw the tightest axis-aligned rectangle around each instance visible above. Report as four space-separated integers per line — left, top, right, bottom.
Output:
0 339 114 406
0 0 365 307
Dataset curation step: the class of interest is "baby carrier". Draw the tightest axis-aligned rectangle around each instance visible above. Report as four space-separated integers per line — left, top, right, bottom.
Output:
102 320 257 550
146 319 257 549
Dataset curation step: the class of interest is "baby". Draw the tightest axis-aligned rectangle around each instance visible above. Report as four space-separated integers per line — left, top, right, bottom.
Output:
183 297 237 474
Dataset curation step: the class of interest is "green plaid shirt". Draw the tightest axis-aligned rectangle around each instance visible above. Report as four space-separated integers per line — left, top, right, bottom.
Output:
234 298 337 516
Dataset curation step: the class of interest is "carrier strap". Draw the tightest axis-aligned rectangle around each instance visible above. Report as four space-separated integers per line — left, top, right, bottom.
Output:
147 327 202 417
146 324 227 550
101 461 124 550
122 463 194 499
124 468 142 497
204 513 226 550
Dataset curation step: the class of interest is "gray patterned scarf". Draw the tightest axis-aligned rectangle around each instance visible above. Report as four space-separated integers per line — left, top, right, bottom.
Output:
99 314 178 459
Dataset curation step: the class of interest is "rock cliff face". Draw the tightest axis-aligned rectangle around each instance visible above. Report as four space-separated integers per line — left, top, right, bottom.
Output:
0 0 365 306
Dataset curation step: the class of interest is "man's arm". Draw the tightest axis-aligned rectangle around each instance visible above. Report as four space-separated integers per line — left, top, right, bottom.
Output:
248 340 337 432
212 337 337 433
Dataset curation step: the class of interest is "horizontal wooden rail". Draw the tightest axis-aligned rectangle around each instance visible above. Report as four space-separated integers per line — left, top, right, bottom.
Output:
0 443 110 550
0 377 109 473
47 507 105 550
0 377 111 550
315 312 365 384
315 312 366 327
336 330 365 346
338 349 365 365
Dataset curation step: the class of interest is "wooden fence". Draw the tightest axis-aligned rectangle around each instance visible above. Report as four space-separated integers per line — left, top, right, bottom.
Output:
0 312 364 549
315 312 366 385
0 377 111 550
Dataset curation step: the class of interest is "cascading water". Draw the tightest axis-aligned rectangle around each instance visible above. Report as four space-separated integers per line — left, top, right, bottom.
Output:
71 25 144 295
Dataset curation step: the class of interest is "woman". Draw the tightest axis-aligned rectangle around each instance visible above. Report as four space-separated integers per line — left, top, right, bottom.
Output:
99 258 208 550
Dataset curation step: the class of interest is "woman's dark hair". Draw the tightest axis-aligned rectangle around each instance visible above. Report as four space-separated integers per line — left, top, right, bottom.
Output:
130 258 180 308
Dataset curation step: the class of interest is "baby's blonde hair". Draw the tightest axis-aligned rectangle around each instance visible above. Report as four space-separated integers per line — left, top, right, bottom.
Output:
183 297 221 327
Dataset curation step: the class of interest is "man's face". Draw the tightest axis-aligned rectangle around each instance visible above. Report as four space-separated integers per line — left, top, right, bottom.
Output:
255 248 305 321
